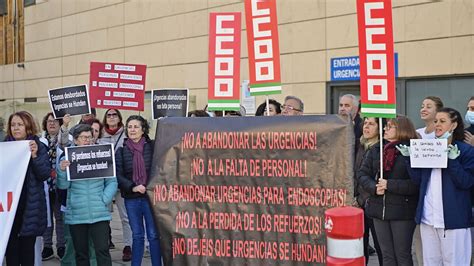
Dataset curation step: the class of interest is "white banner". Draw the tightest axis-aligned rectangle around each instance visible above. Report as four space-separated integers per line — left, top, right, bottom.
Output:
0 141 31 263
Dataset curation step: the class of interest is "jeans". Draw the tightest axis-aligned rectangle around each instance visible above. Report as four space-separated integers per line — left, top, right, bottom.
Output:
125 197 162 266
69 221 111 266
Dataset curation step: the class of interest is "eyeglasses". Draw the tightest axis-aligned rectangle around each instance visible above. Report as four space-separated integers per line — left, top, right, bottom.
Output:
47 119 59 124
281 105 302 112
384 125 397 130
77 135 92 141
107 113 118 118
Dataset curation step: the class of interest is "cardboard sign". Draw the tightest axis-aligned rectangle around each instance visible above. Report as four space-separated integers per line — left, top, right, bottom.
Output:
149 115 354 265
89 62 147 111
356 0 396 118
151 89 189 119
409 139 448 168
65 144 116 181
208 12 241 111
244 0 282 96
48 84 91 119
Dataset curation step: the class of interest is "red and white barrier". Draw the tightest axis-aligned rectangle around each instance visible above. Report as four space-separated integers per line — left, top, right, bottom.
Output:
325 206 365 265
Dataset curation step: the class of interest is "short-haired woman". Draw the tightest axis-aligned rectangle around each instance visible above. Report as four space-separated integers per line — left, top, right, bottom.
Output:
115 115 162 266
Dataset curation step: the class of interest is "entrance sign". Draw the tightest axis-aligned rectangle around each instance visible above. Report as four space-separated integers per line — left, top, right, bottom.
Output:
89 62 147 111
356 0 396 118
244 0 282 96
208 12 242 111
149 115 354 265
48 84 90 119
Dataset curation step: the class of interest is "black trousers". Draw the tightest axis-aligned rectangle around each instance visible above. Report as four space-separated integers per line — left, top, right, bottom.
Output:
6 221 36 266
364 214 383 265
69 221 111 266
373 218 416 266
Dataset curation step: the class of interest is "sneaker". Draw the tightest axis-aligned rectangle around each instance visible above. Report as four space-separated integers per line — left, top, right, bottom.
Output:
122 246 132 262
41 247 54 261
109 241 115 249
57 247 65 259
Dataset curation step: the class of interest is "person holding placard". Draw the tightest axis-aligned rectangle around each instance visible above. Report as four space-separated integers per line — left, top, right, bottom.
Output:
354 117 384 265
115 115 162 266
358 115 419 266
398 107 474 265
57 124 117 266
4 111 50 266
255 99 281 116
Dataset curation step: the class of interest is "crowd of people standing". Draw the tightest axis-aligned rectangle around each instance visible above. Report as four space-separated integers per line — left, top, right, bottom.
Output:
1 94 473 266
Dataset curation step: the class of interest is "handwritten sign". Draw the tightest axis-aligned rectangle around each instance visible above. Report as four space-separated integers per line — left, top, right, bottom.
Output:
409 139 447 168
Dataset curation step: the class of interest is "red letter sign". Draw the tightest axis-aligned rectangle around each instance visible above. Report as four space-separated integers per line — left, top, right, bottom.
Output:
89 62 147 111
208 12 242 111
245 0 281 96
356 0 396 118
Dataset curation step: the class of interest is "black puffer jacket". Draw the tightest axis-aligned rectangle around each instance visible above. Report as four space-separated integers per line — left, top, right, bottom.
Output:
357 141 419 220
116 138 154 199
14 136 50 236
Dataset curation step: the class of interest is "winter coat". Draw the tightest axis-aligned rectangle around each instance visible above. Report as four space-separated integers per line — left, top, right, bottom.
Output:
56 155 117 225
13 136 50 236
354 140 377 208
357 141 419 220
407 141 474 229
115 139 154 199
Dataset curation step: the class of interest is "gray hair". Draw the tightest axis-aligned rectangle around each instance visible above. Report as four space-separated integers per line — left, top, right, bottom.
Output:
340 94 359 109
72 124 93 140
284 95 304 111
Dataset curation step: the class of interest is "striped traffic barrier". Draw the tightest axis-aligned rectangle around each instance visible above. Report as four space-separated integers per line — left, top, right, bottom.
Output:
325 206 364 265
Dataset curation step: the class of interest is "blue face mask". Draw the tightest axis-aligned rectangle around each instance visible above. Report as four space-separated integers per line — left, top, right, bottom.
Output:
465 111 474 125
437 130 452 139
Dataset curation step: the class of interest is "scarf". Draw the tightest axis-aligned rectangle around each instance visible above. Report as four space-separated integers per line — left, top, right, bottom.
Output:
383 141 401 172
105 127 120 136
125 137 147 186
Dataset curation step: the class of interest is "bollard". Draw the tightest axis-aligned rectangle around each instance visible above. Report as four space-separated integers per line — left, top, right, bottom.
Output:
325 206 364 265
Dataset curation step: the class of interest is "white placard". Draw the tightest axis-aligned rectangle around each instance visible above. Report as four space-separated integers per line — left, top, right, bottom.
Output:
409 139 448 168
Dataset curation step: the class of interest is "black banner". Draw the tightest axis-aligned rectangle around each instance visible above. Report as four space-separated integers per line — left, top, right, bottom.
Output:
65 144 116 181
48 85 90 118
151 89 189 119
149 115 354 265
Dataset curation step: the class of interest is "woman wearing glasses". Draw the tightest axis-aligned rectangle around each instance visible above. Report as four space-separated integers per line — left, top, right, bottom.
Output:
357 115 419 266
115 115 162 266
57 124 117 266
402 108 474 265
98 108 132 261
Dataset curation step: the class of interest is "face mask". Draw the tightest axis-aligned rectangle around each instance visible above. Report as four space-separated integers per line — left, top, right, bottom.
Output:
437 130 452 140
465 111 474 125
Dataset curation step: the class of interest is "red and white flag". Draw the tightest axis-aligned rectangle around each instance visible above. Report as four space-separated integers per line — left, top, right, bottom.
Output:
208 12 242 111
356 0 396 118
245 0 282 96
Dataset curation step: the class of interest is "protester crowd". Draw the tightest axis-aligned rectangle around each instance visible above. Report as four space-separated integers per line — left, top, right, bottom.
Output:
1 94 474 266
